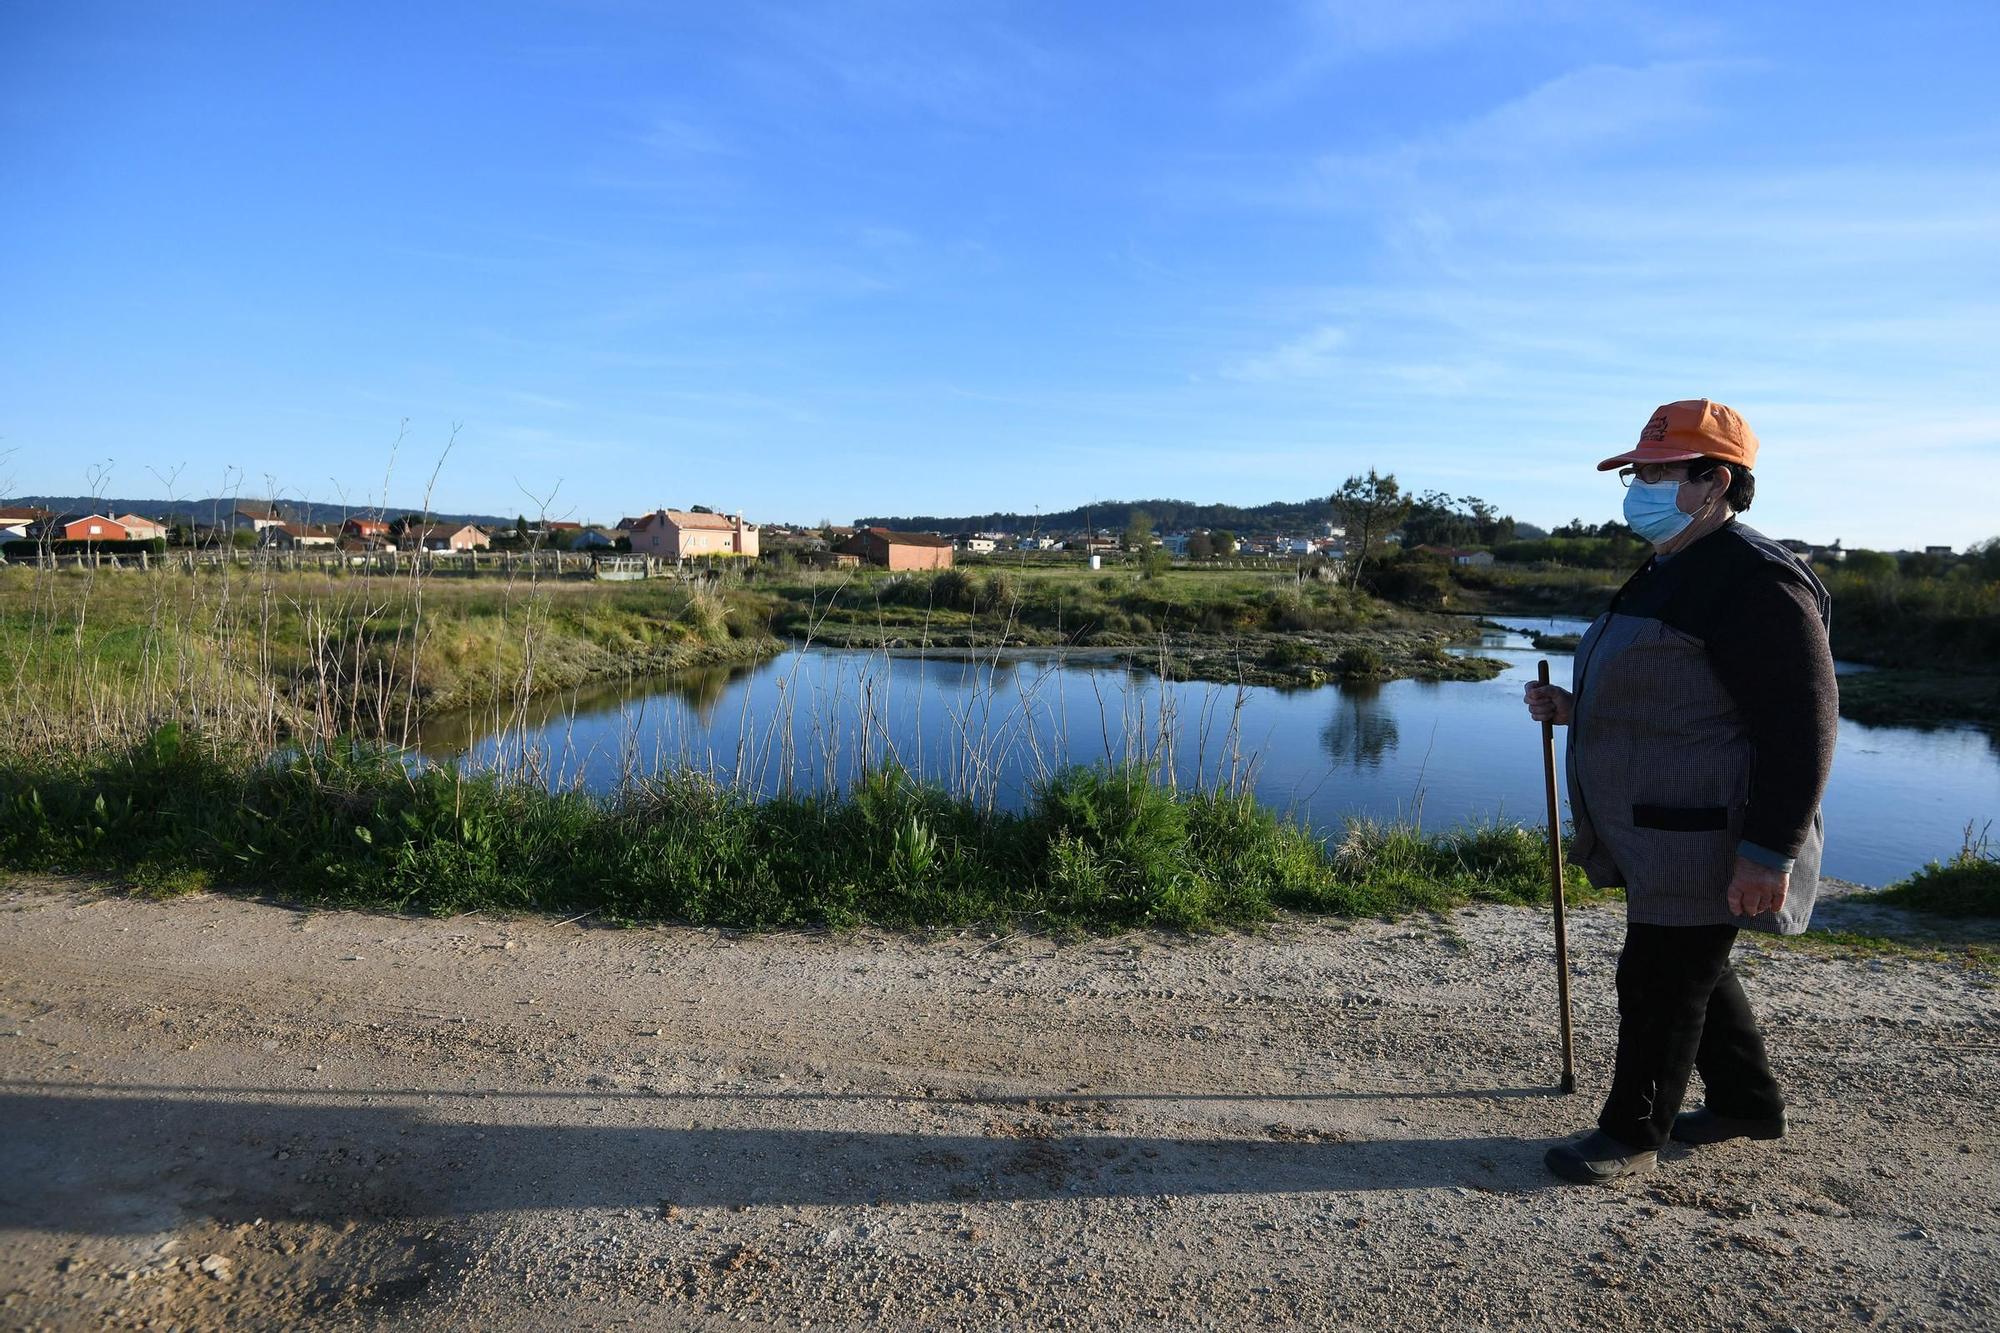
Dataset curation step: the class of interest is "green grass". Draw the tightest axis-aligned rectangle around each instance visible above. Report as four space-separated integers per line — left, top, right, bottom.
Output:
1754 929 1998 970
1819 566 2000 672
1817 567 2000 732
748 563 1386 645
1449 552 2000 732
1836 668 2000 732
0 731 1592 933
1875 831 2000 917
0 565 775 753
1446 562 1627 616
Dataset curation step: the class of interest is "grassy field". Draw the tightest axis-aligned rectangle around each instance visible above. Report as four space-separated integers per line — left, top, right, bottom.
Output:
0 563 775 755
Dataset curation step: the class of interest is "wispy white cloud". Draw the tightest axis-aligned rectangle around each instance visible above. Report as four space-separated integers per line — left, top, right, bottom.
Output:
639 114 731 158
1225 324 1348 381
743 2 1075 124
856 225 918 250
1297 0 1603 58
502 390 577 412
1194 59 1738 218
1441 59 1725 160
1295 59 1732 206
1184 111 2000 545
1239 0 1705 107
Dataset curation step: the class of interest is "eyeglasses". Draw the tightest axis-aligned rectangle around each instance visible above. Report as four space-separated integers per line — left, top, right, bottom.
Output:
1616 463 1695 487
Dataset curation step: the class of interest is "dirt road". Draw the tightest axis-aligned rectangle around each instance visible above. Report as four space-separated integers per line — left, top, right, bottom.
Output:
2 878 1995 1330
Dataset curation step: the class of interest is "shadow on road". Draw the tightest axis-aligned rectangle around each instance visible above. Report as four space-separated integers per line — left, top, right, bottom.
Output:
0 1088 1556 1236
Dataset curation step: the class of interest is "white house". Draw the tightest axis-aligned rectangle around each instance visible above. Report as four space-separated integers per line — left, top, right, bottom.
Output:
264 523 339 549
230 504 286 533
1420 546 1495 567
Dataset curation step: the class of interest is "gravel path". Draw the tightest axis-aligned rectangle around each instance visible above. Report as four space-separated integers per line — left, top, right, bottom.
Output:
1 878 1995 1330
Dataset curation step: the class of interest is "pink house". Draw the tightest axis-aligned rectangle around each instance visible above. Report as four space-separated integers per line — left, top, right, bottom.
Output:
113 514 168 540
399 523 491 553
628 510 759 560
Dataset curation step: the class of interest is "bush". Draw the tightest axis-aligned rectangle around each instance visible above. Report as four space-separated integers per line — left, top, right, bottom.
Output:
928 568 976 610
1820 565 2000 670
1876 826 2000 917
979 570 1017 613
1263 639 1322 670
1841 549 1897 580
1365 552 1453 609
678 589 729 642
1334 644 1384 678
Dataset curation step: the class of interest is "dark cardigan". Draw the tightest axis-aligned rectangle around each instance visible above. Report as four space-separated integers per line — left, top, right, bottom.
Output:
1566 520 1837 933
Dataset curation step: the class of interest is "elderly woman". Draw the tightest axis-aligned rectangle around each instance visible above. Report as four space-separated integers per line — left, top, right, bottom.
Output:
1525 399 1837 1184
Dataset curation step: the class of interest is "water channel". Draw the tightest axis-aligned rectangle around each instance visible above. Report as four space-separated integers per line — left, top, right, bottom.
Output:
415 616 1998 887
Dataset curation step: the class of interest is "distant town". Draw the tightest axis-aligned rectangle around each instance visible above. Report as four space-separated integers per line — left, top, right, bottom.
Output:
0 493 1926 574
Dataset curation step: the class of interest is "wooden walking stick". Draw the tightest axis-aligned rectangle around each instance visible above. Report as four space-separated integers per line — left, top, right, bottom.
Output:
1537 660 1578 1095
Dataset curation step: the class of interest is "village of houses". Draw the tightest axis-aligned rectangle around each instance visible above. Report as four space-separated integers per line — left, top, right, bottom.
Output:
0 499 1879 575
0 500 1397 573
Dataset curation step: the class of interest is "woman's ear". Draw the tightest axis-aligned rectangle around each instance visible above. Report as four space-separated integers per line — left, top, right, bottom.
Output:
1708 463 1734 506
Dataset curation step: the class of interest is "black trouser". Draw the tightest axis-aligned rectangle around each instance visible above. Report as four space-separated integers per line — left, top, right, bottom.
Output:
1598 922 1785 1151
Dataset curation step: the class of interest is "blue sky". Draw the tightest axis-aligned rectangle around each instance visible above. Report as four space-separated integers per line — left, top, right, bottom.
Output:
3 1 1995 548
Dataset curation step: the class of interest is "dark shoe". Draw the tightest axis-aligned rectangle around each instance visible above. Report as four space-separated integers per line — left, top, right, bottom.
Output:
1544 1130 1657 1184
1671 1106 1786 1145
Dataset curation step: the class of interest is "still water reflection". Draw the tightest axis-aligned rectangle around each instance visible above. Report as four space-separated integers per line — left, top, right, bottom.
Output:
417 616 1997 887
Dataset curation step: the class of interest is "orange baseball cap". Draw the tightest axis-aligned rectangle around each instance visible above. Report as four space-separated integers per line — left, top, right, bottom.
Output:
1597 399 1759 471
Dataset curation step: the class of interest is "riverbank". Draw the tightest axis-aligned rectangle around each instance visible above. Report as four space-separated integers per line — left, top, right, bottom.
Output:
0 741 1590 931
810 627 1506 689
1 563 1507 754
2 881 1994 1330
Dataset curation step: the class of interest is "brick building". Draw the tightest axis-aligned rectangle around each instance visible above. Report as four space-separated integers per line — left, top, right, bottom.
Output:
841 527 955 571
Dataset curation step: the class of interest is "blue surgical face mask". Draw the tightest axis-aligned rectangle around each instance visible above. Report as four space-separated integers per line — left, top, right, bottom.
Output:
1622 477 1694 545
